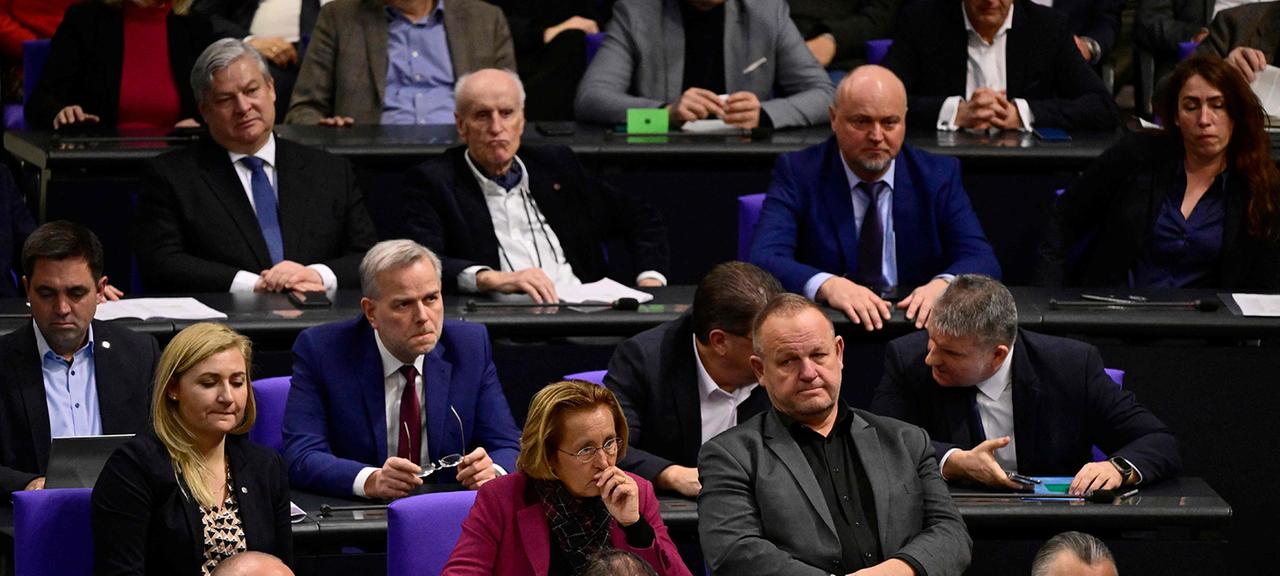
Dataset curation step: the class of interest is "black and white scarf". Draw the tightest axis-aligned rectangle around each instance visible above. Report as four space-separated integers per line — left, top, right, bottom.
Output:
533 478 614 573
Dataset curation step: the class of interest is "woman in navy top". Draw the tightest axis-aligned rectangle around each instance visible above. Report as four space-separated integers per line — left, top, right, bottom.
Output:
1040 54 1280 290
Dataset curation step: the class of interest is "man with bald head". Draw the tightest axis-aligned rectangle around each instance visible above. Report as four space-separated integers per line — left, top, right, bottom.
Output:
210 552 294 576
750 65 999 330
400 69 669 302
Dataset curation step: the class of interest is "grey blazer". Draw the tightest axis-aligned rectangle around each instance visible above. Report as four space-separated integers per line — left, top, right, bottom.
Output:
285 0 515 124
574 0 834 129
698 407 971 576
1196 1 1280 63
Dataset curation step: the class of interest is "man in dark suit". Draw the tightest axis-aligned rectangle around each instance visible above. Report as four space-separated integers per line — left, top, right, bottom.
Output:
285 239 522 499
882 0 1117 132
1052 0 1124 65
605 261 782 497
1195 1 1280 83
787 0 900 72
135 39 377 294
872 275 1181 495
750 65 1000 331
699 293 971 575
0 221 158 495
193 0 323 118
400 68 669 303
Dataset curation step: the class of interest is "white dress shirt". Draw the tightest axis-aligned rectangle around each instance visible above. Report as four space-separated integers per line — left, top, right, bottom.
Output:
937 5 1036 132
804 158 897 300
248 0 337 41
692 336 759 445
225 134 338 293
352 331 427 497
939 347 1017 475
457 153 666 293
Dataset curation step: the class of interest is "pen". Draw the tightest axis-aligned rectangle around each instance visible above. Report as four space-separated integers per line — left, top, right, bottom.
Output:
742 57 767 74
1116 488 1139 499
1007 472 1042 485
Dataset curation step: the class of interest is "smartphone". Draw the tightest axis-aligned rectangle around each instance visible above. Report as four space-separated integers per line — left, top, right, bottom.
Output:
287 290 332 309
536 122 576 137
1033 127 1072 142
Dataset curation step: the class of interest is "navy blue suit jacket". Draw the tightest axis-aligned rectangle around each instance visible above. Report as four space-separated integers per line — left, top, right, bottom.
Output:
749 137 1000 294
284 315 521 497
872 329 1182 484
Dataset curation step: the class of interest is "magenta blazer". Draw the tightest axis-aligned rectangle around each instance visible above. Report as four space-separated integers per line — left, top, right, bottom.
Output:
442 471 691 576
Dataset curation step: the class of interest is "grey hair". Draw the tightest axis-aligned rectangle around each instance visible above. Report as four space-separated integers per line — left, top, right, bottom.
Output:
1031 531 1116 576
928 274 1018 347
190 38 271 104
454 68 526 115
359 240 442 298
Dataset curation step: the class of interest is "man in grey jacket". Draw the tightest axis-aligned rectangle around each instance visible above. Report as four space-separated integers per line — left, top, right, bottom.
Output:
698 293 971 576
574 0 834 130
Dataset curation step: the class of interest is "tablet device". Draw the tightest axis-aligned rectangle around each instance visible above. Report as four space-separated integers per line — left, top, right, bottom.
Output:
45 434 134 489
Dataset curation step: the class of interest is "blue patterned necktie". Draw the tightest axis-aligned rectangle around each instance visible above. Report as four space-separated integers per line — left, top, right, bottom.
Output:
240 156 284 265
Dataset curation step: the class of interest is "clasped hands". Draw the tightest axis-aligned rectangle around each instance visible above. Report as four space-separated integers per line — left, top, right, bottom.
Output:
956 88 1023 132
670 87 761 129
363 447 497 500
254 260 326 293
816 276 950 332
943 436 1127 496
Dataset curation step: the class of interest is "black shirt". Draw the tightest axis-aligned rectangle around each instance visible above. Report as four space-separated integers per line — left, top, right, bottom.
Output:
679 1 726 94
780 402 883 573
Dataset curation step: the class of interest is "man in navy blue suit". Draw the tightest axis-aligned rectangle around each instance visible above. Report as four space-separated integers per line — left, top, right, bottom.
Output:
284 239 521 499
749 65 1000 331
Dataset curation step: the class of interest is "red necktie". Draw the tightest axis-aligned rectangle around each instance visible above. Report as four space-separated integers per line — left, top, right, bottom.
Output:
397 365 421 465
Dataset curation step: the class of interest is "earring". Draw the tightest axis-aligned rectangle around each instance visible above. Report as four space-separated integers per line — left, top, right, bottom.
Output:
169 395 177 401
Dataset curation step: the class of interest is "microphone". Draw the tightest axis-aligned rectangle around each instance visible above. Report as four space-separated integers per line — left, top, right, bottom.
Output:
1048 298 1220 312
464 297 640 312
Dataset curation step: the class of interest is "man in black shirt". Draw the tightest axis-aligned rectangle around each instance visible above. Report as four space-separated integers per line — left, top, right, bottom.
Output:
698 293 971 576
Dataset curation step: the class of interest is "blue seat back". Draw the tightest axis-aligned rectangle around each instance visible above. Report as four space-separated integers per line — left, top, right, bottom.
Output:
564 370 607 385
737 193 765 261
249 376 291 452
387 490 479 575
14 488 94 576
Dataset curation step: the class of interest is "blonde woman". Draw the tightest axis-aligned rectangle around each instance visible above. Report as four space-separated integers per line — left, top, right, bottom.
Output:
444 381 689 576
92 323 291 575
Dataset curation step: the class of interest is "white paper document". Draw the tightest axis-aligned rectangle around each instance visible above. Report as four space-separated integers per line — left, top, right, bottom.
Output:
290 501 308 523
1229 293 1280 317
680 119 743 134
1251 66 1280 125
555 278 655 305
94 297 227 321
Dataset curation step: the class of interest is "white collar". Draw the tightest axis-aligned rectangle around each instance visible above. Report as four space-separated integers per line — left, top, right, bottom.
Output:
962 2 1015 44
839 154 896 194
462 151 529 199
373 329 424 379
33 319 94 360
692 334 757 400
227 133 277 168
974 342 1015 401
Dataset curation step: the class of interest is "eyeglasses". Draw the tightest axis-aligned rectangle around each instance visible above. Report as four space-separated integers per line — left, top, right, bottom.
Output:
416 405 467 479
558 437 622 463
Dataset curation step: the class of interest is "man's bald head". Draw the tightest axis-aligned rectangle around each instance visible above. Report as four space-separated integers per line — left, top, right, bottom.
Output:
829 65 908 181
454 68 527 175
211 552 294 576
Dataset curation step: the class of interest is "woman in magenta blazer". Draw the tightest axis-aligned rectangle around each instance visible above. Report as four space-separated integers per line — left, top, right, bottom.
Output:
443 381 690 576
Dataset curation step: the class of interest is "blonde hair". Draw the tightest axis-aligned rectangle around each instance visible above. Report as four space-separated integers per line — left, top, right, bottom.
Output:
102 0 194 15
516 381 629 480
152 322 256 508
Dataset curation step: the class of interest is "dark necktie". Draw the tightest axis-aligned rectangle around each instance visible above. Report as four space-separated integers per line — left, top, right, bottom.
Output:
239 156 284 265
397 365 421 465
854 181 887 294
486 159 523 191
967 387 987 446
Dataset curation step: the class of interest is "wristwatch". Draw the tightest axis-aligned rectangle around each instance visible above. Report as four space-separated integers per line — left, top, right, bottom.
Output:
1109 456 1135 483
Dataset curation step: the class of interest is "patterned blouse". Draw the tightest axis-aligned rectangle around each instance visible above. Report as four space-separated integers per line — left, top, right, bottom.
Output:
199 470 247 575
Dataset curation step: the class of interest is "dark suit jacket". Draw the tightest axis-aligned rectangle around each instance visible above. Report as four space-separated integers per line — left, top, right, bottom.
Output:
0 165 35 298
1037 131 1280 290
284 316 522 497
882 0 1117 131
749 138 1000 294
92 432 292 575
134 135 378 293
1135 0 1212 54
604 313 771 481
192 0 320 40
1054 0 1124 60
25 2 215 130
872 329 1182 483
400 144 669 292
0 321 159 495
285 0 514 124
1196 1 1280 64
698 407 971 576
786 0 900 70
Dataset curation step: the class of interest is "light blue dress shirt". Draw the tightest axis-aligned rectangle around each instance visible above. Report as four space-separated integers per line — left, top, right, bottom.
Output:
382 2 456 125
803 158 899 299
33 321 102 438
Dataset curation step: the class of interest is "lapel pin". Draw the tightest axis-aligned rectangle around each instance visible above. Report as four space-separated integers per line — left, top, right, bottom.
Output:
553 182 561 191
102 341 110 349
241 486 248 494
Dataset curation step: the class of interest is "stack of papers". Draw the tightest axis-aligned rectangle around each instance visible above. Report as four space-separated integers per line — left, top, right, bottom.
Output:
1228 293 1280 317
556 278 655 305
95 298 227 321
1252 66 1280 129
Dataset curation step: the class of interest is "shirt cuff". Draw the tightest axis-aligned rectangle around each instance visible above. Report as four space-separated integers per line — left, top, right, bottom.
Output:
230 270 261 294
933 274 955 284
1082 36 1102 64
1014 98 1034 132
938 448 961 481
458 266 491 294
307 264 338 291
621 515 655 548
353 466 379 498
937 96 964 131
804 272 835 301
493 463 507 476
636 270 667 286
